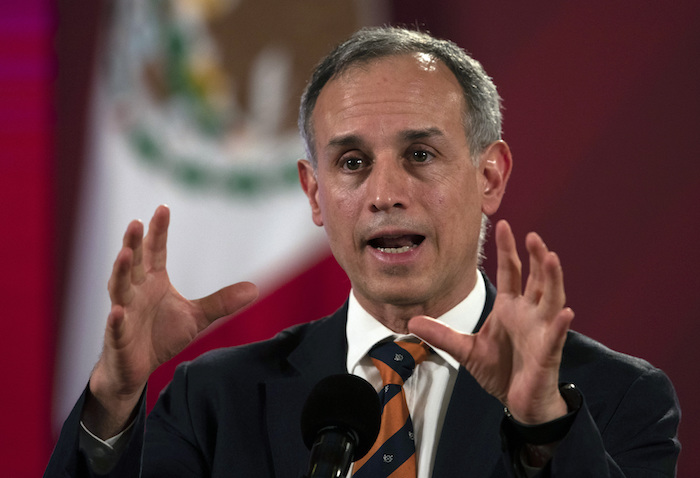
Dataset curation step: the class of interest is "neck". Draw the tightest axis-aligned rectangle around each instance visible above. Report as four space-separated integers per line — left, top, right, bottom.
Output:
357 302 433 334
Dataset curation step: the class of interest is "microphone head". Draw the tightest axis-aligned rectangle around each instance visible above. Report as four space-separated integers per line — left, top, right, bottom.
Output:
300 374 381 459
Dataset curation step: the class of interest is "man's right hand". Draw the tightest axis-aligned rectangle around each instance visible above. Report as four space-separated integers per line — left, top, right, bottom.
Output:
82 205 259 439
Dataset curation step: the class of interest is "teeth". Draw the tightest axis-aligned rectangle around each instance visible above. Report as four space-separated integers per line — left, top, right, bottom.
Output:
376 245 416 254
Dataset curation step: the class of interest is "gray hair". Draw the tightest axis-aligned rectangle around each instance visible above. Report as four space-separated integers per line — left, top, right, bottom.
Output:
298 26 501 264
298 26 503 168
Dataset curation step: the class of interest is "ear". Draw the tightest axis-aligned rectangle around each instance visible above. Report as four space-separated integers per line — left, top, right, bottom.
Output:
297 159 324 227
478 140 513 216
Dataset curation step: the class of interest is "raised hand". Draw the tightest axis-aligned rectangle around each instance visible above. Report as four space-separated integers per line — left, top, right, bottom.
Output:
408 219 574 425
83 205 259 438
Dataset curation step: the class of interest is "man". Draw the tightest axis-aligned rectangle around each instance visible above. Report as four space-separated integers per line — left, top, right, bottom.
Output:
45 27 680 477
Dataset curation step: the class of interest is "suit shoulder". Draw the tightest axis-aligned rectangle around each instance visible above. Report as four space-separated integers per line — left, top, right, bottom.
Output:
563 330 657 374
561 330 676 411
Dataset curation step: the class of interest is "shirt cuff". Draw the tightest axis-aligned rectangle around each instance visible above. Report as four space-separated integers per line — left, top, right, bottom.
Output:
79 419 135 474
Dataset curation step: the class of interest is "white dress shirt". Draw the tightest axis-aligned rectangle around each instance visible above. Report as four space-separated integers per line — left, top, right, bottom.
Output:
346 272 486 477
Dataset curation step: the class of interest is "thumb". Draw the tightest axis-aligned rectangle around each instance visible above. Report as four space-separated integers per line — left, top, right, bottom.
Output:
408 315 475 364
195 281 259 326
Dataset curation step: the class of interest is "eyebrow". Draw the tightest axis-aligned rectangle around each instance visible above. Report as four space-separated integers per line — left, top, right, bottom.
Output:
326 128 445 149
400 127 445 141
327 134 364 149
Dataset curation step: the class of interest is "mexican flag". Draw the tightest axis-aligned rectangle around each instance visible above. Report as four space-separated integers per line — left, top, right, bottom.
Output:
53 0 387 429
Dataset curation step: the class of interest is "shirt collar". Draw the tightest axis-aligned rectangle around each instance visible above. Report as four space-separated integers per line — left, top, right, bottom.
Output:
346 272 487 372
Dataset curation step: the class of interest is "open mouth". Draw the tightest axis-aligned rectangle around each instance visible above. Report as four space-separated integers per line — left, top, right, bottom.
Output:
367 234 425 254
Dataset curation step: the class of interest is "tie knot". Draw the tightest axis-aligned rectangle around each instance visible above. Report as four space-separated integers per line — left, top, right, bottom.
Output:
369 340 431 385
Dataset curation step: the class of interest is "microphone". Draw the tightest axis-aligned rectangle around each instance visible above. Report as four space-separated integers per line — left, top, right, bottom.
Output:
300 374 381 478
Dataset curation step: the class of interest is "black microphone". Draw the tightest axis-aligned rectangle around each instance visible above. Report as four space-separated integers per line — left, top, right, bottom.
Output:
300 374 381 478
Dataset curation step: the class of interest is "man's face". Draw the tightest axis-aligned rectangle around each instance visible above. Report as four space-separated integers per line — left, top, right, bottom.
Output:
299 53 509 321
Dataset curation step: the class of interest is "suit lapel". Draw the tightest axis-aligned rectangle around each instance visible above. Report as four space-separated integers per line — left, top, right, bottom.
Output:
264 304 349 478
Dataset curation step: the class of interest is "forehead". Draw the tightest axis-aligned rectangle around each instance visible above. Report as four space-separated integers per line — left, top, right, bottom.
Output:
312 53 466 144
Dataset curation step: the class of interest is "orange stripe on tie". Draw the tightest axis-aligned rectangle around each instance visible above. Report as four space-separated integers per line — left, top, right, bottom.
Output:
352 341 431 478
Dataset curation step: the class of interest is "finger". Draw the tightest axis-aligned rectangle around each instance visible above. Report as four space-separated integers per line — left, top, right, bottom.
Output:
539 251 567 316
407 315 475 365
495 220 522 296
105 304 127 347
108 247 134 305
195 281 259 327
143 205 170 271
523 231 547 303
123 219 145 284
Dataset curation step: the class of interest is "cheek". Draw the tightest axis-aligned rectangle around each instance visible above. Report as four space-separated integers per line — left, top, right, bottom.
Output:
426 191 446 209
422 173 452 207
425 178 483 239
424 174 477 213
319 184 359 233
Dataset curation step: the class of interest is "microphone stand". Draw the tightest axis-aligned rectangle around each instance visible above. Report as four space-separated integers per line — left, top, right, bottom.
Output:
302 426 358 478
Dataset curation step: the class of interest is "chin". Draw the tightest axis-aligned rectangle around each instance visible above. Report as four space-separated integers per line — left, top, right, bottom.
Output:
367 283 432 307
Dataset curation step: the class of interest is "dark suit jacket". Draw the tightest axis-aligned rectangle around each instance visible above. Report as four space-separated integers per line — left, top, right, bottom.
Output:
45 279 680 477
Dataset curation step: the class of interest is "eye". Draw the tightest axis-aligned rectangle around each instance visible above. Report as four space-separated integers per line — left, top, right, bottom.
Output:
342 156 366 171
410 149 434 163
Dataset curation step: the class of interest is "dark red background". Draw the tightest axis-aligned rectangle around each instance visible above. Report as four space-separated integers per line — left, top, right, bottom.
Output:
1 1 698 476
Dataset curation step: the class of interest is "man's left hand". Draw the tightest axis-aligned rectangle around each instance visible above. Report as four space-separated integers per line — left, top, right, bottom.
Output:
408 219 574 424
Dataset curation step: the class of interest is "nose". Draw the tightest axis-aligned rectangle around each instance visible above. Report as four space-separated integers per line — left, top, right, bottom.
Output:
367 155 409 212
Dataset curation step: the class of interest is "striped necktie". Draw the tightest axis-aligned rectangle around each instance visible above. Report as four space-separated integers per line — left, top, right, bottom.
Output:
353 340 430 477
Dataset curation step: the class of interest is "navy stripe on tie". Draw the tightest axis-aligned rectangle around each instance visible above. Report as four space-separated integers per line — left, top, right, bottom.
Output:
352 418 415 477
377 383 402 412
370 342 417 383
